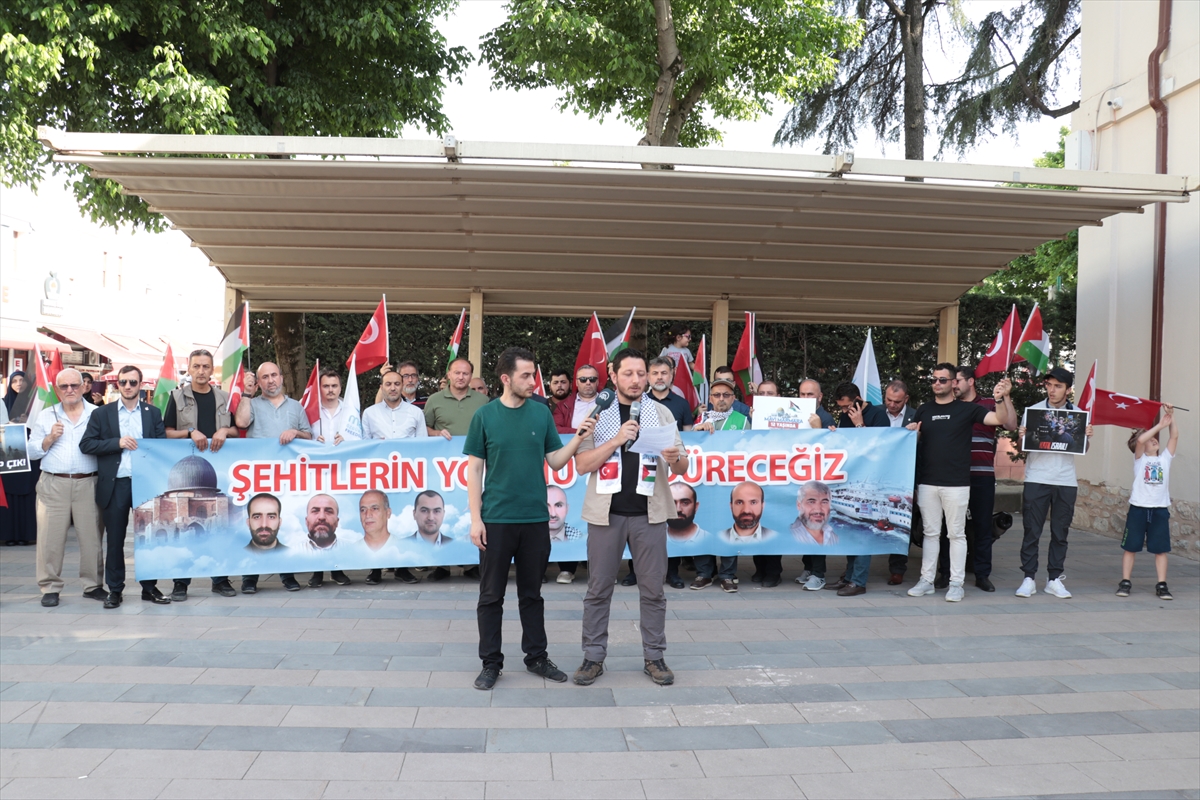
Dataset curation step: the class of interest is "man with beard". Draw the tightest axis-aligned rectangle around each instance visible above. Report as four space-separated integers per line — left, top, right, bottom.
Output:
791 481 842 592
572 348 688 686
667 483 707 543
309 370 358 587
622 357 694 588
695 378 747 432
553 364 601 434
235 362 311 593
304 494 346 587
549 485 584 584
712 483 778 593
404 490 452 546
547 369 571 412
245 493 287 552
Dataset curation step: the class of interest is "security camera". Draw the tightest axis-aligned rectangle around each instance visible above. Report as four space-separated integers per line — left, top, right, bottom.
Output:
1107 97 1124 110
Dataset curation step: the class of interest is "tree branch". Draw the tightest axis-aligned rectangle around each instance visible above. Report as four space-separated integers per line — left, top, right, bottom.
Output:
881 0 906 20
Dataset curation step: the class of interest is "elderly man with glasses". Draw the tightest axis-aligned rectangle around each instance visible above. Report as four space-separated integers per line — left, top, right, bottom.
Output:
27 368 106 607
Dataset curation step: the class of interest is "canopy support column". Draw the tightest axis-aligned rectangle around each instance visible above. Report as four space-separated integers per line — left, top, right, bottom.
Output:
938 302 960 365
711 297 729 379
469 290 484 376
224 283 243 322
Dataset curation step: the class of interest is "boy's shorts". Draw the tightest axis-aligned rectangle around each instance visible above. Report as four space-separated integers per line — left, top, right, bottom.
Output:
1121 505 1171 554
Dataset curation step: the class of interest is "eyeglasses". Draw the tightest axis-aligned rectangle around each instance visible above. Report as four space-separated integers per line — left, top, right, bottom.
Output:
577 376 599 384
710 392 734 399
931 377 952 384
57 383 81 390
118 379 140 387
399 373 419 379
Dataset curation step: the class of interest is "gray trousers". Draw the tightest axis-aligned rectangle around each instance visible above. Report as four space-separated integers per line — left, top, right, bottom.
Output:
583 515 668 662
35 473 103 594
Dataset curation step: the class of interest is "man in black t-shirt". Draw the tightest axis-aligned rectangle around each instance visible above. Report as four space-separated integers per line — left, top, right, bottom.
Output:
906 363 1010 603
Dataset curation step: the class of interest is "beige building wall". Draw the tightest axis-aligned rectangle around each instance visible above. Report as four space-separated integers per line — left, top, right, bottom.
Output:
1071 0 1199 554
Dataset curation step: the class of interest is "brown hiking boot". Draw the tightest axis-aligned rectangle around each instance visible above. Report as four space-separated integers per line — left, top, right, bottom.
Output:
573 659 604 686
644 658 674 686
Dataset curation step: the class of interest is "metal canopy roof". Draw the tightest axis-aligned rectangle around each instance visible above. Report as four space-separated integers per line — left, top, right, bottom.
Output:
40 128 1193 326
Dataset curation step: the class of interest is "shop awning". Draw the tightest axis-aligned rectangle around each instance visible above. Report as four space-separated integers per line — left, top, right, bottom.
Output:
40 323 171 374
0 323 74 353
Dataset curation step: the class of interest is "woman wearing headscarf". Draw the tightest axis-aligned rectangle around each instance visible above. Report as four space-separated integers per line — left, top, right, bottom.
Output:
2 371 39 545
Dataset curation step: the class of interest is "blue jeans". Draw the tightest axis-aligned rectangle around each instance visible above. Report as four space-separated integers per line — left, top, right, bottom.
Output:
808 555 870 586
694 554 737 581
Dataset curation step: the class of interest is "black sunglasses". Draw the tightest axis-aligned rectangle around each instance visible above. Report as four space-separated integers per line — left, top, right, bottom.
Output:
577 376 599 384
118 379 140 387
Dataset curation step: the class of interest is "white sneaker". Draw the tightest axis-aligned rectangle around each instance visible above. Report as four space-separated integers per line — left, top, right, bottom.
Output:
1015 577 1037 597
797 570 812 583
556 571 575 585
1045 577 1072 598
801 575 825 591
945 583 965 602
907 579 935 597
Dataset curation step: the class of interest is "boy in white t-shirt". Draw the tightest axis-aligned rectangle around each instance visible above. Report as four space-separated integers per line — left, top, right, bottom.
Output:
1117 404 1178 600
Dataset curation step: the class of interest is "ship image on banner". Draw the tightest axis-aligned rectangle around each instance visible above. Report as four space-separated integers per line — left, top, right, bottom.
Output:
129 427 916 580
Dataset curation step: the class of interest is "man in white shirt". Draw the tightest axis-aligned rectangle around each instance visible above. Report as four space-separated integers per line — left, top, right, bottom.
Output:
27 368 105 607
884 380 917 427
362 370 428 441
552 364 600 433
314 369 361 446
1016 367 1092 599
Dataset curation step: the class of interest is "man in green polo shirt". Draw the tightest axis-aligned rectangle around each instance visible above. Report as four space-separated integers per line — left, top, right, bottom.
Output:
464 346 595 691
425 357 488 439
695 378 748 432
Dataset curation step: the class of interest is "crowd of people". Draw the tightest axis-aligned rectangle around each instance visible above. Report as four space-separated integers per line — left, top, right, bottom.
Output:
1 325 1181 690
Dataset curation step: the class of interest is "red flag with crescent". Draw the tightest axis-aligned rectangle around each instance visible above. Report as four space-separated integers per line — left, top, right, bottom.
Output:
975 304 1021 379
1090 389 1161 429
347 297 389 375
574 313 608 384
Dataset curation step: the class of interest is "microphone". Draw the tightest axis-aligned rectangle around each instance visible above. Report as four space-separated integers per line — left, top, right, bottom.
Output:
625 399 641 452
578 389 615 436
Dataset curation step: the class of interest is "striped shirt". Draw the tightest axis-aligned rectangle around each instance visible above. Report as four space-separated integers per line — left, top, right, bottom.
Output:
968 396 998 476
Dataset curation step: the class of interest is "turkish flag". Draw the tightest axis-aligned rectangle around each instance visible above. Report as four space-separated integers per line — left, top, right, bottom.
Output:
1090 389 1162 428
975 304 1020 378
574 313 608 384
1077 360 1098 412
347 298 389 374
300 361 321 425
598 459 619 481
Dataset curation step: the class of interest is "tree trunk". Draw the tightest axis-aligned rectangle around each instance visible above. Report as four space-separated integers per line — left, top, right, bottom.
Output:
640 0 682 147
900 0 926 169
273 312 307 398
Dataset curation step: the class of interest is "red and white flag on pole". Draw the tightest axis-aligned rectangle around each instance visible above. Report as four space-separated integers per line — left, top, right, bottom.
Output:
533 364 546 398
670 353 700 415
300 360 321 426
1090 389 1162 429
975 304 1021 378
347 297 389 375
574 313 608 383
226 362 246 414
1077 360 1098 413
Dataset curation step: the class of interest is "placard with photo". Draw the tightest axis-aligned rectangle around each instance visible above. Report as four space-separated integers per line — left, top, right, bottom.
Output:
1021 407 1089 456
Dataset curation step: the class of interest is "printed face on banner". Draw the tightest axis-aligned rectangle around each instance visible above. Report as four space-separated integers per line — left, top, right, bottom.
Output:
130 428 917 579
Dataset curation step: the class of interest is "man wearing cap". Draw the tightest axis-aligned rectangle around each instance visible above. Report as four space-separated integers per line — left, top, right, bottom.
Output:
1015 366 1093 600
695 377 748 432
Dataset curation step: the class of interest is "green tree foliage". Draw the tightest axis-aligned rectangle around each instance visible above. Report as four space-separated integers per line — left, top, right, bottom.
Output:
1 0 469 230
481 0 862 148
774 0 1079 160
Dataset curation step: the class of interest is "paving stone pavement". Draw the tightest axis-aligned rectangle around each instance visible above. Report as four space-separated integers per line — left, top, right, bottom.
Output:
1 519 1198 799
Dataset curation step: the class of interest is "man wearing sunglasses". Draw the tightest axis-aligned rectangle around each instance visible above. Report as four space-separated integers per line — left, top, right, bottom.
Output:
552 364 602 434
27 368 105 607
906 363 1011 602
81 365 169 608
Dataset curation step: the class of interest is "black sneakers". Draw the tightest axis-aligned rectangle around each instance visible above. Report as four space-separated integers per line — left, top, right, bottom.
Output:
527 657 568 683
1116 579 1132 597
474 667 501 690
1156 582 1173 600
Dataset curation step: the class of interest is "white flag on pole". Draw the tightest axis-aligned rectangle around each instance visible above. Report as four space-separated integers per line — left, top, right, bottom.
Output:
343 353 363 440
853 329 883 405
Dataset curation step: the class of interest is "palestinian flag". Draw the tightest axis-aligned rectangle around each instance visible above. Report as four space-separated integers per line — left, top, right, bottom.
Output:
1013 302 1050 375
693 334 709 408
216 301 250 393
603 307 636 358
151 344 178 414
640 463 657 483
731 312 762 395
28 344 59 419
446 308 466 371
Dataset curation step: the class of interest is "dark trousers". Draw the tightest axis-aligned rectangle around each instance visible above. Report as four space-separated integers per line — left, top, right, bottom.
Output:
100 477 154 595
694 554 737 581
753 555 782 580
559 561 578 574
1021 482 1076 580
477 522 551 671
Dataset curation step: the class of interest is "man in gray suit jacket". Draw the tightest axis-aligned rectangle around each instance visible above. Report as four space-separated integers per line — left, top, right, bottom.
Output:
883 380 918 584
80 365 167 608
